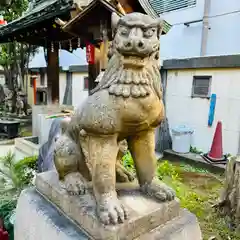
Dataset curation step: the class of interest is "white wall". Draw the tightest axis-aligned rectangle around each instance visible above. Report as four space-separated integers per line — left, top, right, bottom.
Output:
206 0 240 56
71 72 89 109
59 72 67 105
166 68 240 155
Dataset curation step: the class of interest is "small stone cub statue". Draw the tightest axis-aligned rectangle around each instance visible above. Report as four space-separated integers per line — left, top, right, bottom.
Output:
53 12 175 225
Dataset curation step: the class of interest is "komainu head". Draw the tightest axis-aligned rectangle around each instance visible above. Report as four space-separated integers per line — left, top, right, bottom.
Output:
111 12 163 68
91 13 163 98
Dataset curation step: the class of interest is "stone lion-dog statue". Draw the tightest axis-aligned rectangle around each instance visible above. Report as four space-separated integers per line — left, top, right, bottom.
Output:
54 12 175 225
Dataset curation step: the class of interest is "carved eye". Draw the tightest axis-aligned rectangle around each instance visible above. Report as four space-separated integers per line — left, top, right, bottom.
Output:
143 28 156 38
118 25 130 36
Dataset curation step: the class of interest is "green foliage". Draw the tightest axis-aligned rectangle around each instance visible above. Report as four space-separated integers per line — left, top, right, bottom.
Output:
14 155 38 171
1 0 28 22
122 151 135 173
190 145 203 154
0 0 38 90
0 197 17 229
157 160 180 181
158 161 240 240
0 152 37 239
14 155 38 186
0 151 37 193
179 163 210 173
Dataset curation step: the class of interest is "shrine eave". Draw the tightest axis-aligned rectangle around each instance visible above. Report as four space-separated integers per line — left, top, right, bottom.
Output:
62 0 123 38
0 0 74 44
63 0 171 36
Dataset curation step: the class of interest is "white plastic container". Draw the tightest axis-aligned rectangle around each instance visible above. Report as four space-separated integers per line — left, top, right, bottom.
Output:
171 125 194 153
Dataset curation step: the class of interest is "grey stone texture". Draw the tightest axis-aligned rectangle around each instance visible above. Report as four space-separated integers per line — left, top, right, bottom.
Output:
14 188 89 240
15 185 202 240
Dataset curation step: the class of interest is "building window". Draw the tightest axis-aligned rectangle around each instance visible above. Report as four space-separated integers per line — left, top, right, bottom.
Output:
150 0 197 14
84 77 88 90
192 76 212 98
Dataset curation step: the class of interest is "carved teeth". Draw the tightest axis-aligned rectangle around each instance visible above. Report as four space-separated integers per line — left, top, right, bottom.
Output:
109 84 117 94
131 85 141 98
115 85 123 96
125 70 132 84
139 85 147 97
122 85 131 98
143 85 151 95
118 71 126 84
132 72 140 84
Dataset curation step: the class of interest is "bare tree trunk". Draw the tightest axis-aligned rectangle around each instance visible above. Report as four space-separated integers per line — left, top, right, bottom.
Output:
216 157 240 228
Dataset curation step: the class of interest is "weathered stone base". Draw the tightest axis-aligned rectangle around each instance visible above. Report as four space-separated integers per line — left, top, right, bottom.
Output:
35 171 182 239
14 188 202 240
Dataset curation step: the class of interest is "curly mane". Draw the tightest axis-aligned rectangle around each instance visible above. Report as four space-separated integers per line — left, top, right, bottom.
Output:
90 52 162 100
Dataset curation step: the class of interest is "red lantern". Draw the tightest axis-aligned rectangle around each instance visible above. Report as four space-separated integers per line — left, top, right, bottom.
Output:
86 43 95 65
0 15 6 25
0 229 9 240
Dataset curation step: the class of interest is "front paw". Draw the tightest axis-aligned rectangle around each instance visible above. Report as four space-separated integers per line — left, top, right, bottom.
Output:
63 172 87 195
97 192 128 225
141 181 175 202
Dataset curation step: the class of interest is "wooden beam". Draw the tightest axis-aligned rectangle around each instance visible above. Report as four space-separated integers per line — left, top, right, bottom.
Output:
118 0 133 13
88 47 100 94
47 48 59 103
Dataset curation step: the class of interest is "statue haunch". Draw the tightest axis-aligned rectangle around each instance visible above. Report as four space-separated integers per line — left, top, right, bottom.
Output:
54 12 175 225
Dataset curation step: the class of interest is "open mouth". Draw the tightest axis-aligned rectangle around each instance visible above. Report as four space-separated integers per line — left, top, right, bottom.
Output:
122 55 147 68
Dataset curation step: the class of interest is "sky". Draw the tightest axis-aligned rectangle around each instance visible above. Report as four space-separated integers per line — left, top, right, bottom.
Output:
28 47 87 68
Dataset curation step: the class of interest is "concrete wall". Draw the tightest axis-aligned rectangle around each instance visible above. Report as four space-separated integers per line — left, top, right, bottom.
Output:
72 72 89 109
161 0 204 59
27 71 88 109
160 0 240 59
165 68 240 155
206 0 240 56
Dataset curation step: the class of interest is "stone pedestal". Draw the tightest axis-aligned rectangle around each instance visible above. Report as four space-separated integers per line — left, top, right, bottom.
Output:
14 171 203 240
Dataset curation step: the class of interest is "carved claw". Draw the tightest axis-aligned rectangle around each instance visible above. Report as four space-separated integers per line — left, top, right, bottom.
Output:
141 181 175 202
63 172 87 195
97 192 128 225
116 164 135 183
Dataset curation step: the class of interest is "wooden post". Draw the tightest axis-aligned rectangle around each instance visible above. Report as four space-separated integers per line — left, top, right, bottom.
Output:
47 48 59 103
88 60 99 94
87 44 100 94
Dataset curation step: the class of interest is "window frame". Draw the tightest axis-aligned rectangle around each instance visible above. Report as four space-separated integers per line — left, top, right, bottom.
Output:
191 75 212 99
83 76 89 91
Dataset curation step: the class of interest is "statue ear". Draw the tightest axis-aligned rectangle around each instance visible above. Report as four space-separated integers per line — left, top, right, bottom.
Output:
156 18 164 36
111 12 121 31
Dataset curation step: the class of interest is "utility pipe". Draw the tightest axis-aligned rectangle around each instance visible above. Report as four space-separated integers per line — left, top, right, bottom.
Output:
200 0 211 56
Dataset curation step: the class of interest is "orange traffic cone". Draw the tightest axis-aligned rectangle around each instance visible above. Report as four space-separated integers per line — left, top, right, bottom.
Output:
202 121 227 164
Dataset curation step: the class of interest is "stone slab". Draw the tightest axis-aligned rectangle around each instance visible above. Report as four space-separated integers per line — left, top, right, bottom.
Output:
14 188 202 240
15 137 40 157
14 188 89 240
35 171 180 240
139 209 202 240
164 149 225 173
